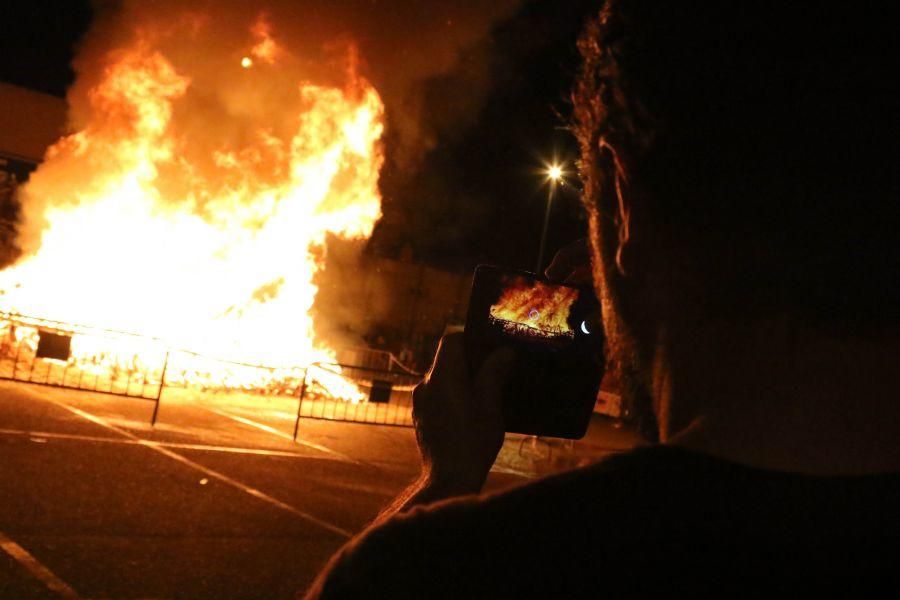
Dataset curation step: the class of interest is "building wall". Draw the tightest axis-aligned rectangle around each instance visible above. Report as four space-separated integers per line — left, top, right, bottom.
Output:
0 83 67 265
360 255 471 370
0 82 67 163
368 257 470 333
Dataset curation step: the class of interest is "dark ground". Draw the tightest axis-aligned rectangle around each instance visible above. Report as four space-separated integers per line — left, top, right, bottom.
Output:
0 380 638 598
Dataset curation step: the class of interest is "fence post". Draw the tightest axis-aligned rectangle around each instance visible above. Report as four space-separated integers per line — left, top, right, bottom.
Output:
26 340 37 381
12 326 24 380
151 351 169 427
293 367 309 441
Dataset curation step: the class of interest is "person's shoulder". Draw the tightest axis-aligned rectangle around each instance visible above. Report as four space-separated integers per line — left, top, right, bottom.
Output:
310 446 900 597
380 444 695 536
308 445 698 598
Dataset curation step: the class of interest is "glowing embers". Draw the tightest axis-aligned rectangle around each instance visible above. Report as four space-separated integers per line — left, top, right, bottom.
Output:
488 275 578 343
0 314 371 403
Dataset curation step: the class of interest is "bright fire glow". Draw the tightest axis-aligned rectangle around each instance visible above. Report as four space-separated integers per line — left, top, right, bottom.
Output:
0 14 385 395
249 14 281 64
489 275 577 341
547 164 563 182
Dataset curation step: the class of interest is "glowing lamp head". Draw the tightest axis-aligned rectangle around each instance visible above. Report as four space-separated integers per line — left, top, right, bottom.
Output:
241 56 253 69
547 164 563 182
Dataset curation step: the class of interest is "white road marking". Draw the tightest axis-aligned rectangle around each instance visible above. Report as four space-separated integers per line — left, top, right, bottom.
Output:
209 409 532 479
0 427 329 459
44 400 352 539
254 409 297 421
211 409 530 478
0 530 80 599
320 480 396 498
206 408 361 464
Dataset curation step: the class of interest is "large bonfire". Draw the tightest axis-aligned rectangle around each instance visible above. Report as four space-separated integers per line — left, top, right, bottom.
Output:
0 12 384 391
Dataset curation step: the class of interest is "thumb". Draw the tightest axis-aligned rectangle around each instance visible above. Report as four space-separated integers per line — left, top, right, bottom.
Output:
473 346 516 405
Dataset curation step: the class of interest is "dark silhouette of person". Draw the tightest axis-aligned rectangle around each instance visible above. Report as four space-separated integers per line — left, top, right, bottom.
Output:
306 2 900 596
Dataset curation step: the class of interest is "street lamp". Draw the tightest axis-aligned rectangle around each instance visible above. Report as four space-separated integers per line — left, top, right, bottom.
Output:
535 163 565 274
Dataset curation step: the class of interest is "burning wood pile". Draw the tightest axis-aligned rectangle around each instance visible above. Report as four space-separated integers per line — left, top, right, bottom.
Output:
0 10 386 398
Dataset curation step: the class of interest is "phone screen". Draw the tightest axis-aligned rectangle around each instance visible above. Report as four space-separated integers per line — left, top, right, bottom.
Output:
465 266 605 439
488 274 581 346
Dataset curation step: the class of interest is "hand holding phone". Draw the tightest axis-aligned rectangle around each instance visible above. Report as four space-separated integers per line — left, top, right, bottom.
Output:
412 333 514 493
464 266 605 439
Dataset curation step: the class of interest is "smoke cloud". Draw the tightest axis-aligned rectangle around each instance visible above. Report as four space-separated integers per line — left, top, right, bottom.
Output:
9 0 525 358
74 0 523 170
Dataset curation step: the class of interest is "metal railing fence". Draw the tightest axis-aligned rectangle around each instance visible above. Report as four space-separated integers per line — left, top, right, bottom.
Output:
1 312 423 432
0 313 168 409
293 362 421 435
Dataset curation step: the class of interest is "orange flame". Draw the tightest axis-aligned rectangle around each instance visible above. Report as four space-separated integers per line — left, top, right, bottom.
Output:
0 13 384 390
249 14 281 65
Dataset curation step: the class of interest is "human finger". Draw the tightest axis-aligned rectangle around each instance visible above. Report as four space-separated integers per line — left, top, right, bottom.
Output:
544 238 591 282
424 332 468 385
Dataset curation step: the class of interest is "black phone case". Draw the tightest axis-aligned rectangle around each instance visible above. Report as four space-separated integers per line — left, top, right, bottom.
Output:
464 265 605 439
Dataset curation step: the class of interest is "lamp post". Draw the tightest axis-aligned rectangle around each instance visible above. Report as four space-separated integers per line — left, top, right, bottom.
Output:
535 163 564 274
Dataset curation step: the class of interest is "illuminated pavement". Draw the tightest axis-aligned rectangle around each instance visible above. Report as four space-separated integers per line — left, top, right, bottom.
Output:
0 381 639 598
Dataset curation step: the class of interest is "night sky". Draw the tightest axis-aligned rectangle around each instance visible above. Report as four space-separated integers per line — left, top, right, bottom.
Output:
0 0 598 274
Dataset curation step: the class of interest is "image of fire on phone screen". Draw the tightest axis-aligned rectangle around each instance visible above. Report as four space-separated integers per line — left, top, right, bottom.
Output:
464 265 605 439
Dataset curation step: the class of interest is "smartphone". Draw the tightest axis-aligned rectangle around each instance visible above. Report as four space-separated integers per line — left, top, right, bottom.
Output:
464 265 605 439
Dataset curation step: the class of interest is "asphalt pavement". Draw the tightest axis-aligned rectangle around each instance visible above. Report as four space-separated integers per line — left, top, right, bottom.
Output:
0 380 639 598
